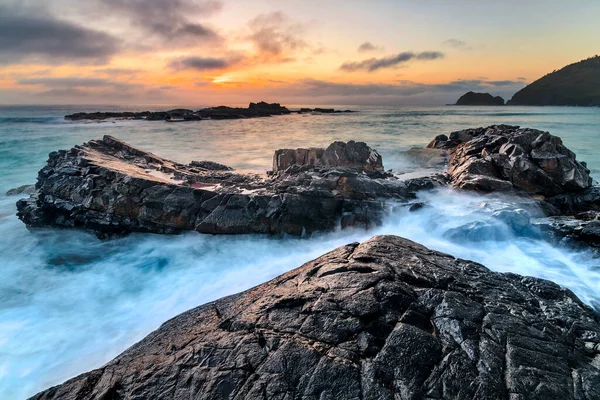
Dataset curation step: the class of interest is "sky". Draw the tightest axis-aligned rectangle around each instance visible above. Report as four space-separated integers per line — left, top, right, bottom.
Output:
0 0 599 106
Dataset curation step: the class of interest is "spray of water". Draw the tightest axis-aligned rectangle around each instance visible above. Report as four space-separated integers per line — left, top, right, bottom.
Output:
0 188 599 399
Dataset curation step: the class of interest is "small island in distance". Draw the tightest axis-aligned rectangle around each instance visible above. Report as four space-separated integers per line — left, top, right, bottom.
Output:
455 91 505 106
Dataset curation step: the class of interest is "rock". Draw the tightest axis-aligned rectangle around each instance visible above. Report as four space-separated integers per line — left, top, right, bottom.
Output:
5 184 36 196
531 216 600 250
189 161 233 171
455 91 505 106
30 235 600 400
16 136 443 237
272 141 383 172
431 125 593 196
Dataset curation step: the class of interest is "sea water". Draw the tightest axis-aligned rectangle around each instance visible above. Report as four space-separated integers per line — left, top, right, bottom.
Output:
1 105 599 399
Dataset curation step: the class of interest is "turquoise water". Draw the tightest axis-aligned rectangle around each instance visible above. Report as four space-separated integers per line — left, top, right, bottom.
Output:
1 105 599 399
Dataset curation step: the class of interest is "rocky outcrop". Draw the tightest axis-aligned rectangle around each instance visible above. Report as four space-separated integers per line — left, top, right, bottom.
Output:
16 136 443 237
455 91 505 106
272 141 384 172
298 108 354 114
65 103 355 122
30 235 600 400
427 125 592 196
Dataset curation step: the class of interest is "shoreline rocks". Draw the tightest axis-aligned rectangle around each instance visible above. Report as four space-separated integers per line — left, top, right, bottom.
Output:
30 235 600 400
427 125 592 196
65 102 354 122
16 136 443 237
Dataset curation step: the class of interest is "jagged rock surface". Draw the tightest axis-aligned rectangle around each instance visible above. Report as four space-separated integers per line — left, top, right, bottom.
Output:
31 235 600 400
272 141 384 172
16 136 442 237
428 125 592 196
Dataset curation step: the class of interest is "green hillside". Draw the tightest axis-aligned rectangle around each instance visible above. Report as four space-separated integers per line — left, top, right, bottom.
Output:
508 55 600 106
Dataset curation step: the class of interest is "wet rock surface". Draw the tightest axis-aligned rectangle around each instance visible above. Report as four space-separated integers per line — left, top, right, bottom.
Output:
428 125 592 196
31 235 600 400
16 136 443 237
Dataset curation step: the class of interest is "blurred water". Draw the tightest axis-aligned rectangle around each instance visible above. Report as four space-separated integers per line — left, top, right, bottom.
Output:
1 105 599 399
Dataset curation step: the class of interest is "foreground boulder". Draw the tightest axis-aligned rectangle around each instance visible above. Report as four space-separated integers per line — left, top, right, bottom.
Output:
17 136 442 237
31 235 600 400
272 141 383 172
427 125 592 196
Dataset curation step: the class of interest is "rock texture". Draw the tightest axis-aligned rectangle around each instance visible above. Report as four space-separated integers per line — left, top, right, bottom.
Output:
272 141 384 172
428 125 593 196
31 235 600 400
16 136 442 237
455 92 505 106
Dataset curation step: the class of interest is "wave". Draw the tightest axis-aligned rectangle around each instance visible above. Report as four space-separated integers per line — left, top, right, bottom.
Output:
0 117 61 124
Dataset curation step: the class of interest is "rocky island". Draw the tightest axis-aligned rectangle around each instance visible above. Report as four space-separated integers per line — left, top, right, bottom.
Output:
508 55 600 106
30 235 600 399
65 102 354 122
455 91 505 106
16 136 444 237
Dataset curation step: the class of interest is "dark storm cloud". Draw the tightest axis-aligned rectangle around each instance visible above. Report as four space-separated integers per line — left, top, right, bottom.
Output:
357 42 383 53
0 5 119 65
168 56 236 71
340 51 444 72
442 38 472 51
99 0 222 43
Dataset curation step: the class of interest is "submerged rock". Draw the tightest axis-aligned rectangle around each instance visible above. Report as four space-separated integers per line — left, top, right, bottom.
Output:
16 136 442 237
30 235 600 400
5 184 36 196
427 125 592 196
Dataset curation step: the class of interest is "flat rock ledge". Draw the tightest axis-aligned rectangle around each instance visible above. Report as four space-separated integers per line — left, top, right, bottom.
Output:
31 235 600 400
16 136 444 237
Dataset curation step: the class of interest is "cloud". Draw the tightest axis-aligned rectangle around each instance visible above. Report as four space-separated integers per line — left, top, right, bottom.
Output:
94 68 144 76
18 77 113 87
340 51 444 72
246 12 307 58
442 38 472 51
168 55 244 71
98 0 222 44
0 5 119 65
357 42 383 53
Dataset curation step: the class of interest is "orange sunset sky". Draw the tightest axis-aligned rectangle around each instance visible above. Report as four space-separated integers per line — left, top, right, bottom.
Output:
1 0 599 106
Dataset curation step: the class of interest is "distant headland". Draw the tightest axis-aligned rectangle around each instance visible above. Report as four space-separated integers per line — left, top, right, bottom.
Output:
65 102 355 122
507 55 600 106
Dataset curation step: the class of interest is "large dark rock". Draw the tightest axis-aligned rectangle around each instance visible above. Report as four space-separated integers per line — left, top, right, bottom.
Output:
455 91 505 106
272 141 384 172
30 235 600 400
428 125 593 196
16 136 442 237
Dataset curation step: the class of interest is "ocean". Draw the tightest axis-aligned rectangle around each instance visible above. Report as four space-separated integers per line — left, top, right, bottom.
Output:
1 105 599 399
